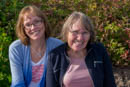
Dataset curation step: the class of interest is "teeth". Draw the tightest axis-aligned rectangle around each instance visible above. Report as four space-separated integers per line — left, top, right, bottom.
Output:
74 41 82 45
32 30 39 34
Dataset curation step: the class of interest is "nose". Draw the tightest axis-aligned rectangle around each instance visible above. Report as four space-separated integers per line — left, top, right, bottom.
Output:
30 25 35 30
77 34 83 40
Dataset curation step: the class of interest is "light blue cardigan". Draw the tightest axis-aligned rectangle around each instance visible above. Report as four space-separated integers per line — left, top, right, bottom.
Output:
9 37 63 87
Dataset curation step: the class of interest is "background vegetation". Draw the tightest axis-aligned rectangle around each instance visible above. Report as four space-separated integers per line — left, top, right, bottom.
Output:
0 0 130 86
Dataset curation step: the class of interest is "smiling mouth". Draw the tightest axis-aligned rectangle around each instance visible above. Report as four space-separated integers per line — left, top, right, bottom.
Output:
31 30 40 34
74 42 83 47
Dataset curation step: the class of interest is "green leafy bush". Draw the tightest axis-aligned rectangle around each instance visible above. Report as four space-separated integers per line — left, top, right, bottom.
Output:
0 0 129 86
0 0 25 86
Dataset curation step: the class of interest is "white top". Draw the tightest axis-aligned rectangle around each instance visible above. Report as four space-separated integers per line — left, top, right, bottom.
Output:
29 55 45 87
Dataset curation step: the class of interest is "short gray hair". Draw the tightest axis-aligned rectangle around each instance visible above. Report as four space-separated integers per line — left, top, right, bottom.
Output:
61 11 96 44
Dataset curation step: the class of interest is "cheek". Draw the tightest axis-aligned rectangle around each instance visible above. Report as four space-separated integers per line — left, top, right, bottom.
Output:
84 35 90 43
38 23 45 32
86 35 90 40
67 34 74 43
24 30 29 35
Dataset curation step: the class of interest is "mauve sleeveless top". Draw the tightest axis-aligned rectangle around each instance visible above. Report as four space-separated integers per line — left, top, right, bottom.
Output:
63 57 94 87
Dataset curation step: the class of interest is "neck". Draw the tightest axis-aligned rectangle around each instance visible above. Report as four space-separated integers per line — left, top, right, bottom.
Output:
67 49 87 59
30 38 46 51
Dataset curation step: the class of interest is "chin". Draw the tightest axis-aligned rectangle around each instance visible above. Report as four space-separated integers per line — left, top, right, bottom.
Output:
30 37 41 40
75 47 86 52
72 48 81 52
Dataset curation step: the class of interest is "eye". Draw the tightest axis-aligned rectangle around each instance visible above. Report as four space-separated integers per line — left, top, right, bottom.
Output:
71 31 78 35
34 20 42 25
25 23 31 28
34 20 40 23
82 31 89 35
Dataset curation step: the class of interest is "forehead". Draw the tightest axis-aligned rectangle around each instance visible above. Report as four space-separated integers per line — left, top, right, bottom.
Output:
23 13 41 22
71 20 86 31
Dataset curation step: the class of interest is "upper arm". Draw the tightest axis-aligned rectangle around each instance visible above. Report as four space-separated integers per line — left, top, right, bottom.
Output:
46 53 57 87
102 46 116 87
9 44 26 87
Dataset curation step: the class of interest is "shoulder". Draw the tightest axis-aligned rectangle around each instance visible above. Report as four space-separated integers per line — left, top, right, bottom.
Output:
48 43 66 63
9 40 26 62
46 37 63 44
93 42 106 49
49 43 66 55
91 42 107 54
46 37 63 52
9 39 29 55
9 40 24 51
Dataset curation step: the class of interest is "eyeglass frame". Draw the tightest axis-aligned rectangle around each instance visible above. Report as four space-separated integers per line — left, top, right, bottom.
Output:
24 19 43 30
69 29 90 36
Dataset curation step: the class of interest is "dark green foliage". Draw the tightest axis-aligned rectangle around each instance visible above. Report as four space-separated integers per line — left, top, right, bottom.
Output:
0 0 25 86
0 0 130 86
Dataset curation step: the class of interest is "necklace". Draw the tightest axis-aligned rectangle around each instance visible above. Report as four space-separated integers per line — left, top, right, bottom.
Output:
31 47 43 58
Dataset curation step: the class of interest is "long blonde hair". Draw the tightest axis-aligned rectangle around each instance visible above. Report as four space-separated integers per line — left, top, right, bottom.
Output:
16 5 51 45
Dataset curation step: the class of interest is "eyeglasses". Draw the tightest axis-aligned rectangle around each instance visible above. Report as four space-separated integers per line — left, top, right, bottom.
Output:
69 29 89 36
24 19 42 30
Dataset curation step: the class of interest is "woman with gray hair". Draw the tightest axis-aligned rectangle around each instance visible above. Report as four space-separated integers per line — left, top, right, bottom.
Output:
46 11 116 87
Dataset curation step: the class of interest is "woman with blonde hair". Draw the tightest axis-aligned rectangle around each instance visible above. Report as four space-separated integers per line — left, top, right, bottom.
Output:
9 5 62 87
